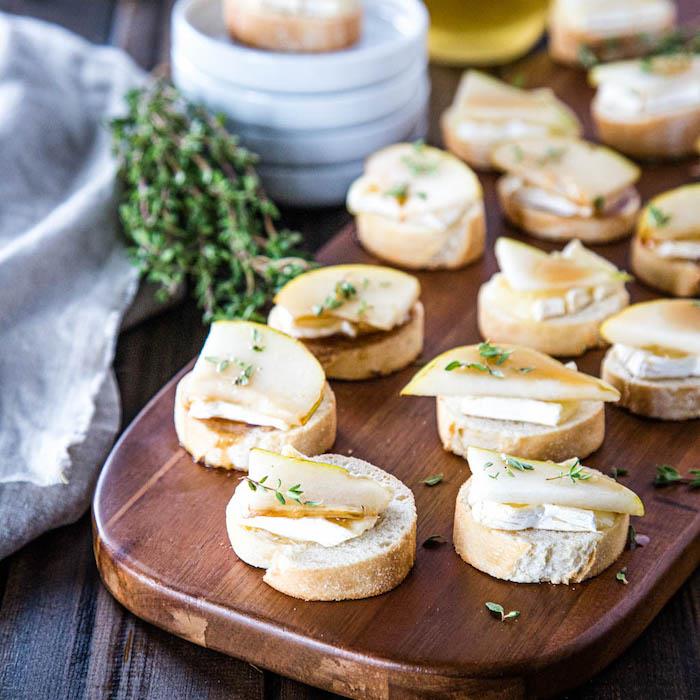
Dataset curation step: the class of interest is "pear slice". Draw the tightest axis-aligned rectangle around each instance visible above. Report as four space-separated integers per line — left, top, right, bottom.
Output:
452 70 581 134
274 264 420 331
561 239 619 272
494 237 623 292
467 447 644 516
491 137 640 204
244 448 393 518
186 321 326 429
401 343 619 401
600 300 700 355
637 184 700 242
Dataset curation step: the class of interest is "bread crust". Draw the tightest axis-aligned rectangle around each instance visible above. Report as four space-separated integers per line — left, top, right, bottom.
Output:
355 205 485 270
226 453 417 600
437 398 606 463
440 109 494 170
303 301 424 380
477 279 630 357
497 176 639 244
601 349 700 420
592 100 700 160
453 480 629 584
631 235 700 297
174 379 337 470
223 0 361 52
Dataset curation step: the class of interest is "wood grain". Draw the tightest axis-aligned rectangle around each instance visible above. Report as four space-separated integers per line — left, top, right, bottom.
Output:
93 162 700 699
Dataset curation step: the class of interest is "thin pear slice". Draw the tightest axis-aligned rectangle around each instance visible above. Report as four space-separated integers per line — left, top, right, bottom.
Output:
401 344 619 401
491 137 640 204
186 321 325 428
601 300 700 355
452 70 581 134
274 264 420 331
495 237 623 292
561 239 619 272
244 448 393 518
637 184 700 242
467 447 644 516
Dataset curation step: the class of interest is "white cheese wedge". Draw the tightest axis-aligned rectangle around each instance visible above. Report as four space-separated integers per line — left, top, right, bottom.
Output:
654 241 700 260
467 446 644 516
532 296 567 321
185 321 326 429
613 345 700 380
469 500 614 532
273 263 420 332
458 396 576 426
558 0 675 36
600 300 700 356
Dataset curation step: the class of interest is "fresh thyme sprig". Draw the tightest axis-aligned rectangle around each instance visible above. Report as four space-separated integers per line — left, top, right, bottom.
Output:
648 205 672 228
545 458 591 484
205 356 254 385
110 81 312 323
478 341 512 365
423 473 444 486
251 328 265 352
616 567 629 585
503 455 535 476
312 279 358 316
654 464 700 489
244 475 320 507
445 361 504 378
485 602 520 622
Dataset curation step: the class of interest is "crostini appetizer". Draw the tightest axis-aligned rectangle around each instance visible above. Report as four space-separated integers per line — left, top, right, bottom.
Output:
549 0 676 66
492 137 641 243
601 300 700 420
402 342 620 462
590 55 700 160
453 447 644 584
223 0 362 53
175 321 336 470
226 447 417 600
478 238 631 357
632 185 700 297
346 143 485 270
440 70 581 171
268 263 424 380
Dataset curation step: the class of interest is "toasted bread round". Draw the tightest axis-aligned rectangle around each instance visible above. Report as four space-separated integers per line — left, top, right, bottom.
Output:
592 100 700 160
601 349 700 420
226 452 417 600
497 176 639 244
631 235 700 297
453 479 629 584
174 378 337 470
478 279 630 357
222 0 361 52
302 301 424 380
355 204 485 270
440 109 494 170
437 397 606 463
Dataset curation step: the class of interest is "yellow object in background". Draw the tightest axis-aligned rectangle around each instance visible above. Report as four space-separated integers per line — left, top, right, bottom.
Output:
425 0 550 65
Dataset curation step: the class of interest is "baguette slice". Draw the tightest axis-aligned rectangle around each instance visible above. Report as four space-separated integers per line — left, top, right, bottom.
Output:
601 349 700 420
223 0 362 53
302 301 424 380
453 479 629 584
437 397 605 463
175 378 337 470
631 235 700 297
227 452 417 600
478 278 629 357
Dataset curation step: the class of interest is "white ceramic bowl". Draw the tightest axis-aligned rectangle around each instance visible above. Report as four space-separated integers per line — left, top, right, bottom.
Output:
171 0 428 94
232 80 429 165
172 49 427 130
258 117 428 207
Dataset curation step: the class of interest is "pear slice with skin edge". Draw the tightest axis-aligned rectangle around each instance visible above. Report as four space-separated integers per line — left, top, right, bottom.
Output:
491 137 640 205
494 237 627 292
600 300 700 356
243 448 393 519
273 264 420 331
185 321 326 429
467 447 644 516
637 184 700 242
401 344 619 401
453 70 581 134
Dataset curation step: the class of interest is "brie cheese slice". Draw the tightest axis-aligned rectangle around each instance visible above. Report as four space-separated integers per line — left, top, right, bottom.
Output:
613 344 700 380
457 395 576 426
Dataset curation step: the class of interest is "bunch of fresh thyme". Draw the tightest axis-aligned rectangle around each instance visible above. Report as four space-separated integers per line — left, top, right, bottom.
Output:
110 81 312 322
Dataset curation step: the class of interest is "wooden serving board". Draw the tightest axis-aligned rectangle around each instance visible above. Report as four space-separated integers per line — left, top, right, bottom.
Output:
94 53 699 699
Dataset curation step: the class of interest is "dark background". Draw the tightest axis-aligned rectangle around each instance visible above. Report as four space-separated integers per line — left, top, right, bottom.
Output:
0 1 697 698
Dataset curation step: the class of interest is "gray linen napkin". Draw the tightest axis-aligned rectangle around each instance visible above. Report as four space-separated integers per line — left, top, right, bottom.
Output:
0 13 146 557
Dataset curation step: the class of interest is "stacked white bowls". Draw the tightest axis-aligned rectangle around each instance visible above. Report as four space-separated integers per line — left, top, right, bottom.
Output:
171 0 430 207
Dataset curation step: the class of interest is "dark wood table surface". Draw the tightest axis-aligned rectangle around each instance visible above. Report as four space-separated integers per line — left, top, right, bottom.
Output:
0 1 697 698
